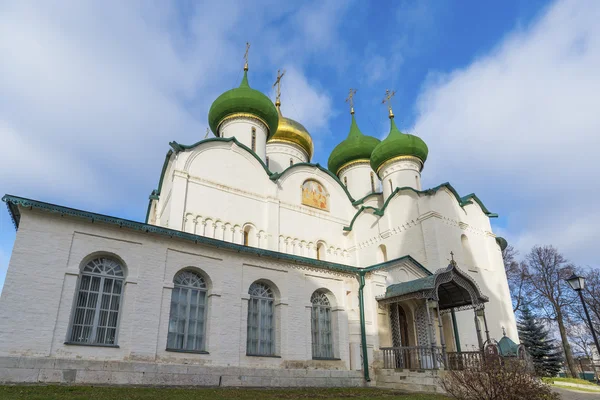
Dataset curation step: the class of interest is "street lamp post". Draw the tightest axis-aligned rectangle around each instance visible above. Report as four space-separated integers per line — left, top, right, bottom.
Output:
566 274 600 364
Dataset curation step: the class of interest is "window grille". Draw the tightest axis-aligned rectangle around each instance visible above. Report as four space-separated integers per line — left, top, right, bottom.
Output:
251 128 256 152
266 157 269 168
167 270 208 351
311 291 333 358
69 257 124 345
247 282 275 356
344 176 347 187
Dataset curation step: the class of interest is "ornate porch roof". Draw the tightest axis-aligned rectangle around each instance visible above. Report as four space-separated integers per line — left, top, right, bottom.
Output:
377 260 489 313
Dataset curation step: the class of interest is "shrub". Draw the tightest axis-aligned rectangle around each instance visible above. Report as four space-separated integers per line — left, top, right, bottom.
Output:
440 356 559 400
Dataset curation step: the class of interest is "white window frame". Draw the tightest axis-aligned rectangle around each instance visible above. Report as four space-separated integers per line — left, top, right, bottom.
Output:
246 282 275 356
166 270 208 353
67 257 125 347
311 291 334 359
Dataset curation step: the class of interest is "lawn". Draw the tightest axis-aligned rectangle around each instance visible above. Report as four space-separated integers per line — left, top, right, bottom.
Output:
0 386 449 400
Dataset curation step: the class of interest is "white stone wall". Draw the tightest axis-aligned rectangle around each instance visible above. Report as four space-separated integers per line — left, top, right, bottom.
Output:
379 158 422 197
219 117 269 162
266 141 308 173
0 209 357 372
338 161 380 200
150 141 519 349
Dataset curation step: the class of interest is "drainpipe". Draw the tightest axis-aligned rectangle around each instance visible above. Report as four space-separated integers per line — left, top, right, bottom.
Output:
357 271 371 381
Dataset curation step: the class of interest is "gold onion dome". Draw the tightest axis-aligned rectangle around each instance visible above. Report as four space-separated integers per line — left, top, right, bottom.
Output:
269 104 314 160
208 70 279 138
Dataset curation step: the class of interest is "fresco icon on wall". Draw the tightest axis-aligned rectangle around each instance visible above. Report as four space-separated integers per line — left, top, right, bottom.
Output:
301 180 329 211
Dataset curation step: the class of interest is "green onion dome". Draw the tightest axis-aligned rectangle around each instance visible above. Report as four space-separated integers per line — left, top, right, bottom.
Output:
327 113 380 175
208 70 279 138
370 117 428 174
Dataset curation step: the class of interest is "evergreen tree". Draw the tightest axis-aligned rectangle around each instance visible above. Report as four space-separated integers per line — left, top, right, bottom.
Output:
518 305 563 377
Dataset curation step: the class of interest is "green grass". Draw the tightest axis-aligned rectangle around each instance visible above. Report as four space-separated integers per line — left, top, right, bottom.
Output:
0 386 449 400
544 377 596 386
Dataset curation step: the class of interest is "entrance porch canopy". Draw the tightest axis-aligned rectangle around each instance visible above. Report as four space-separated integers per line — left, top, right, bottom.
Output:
377 261 489 313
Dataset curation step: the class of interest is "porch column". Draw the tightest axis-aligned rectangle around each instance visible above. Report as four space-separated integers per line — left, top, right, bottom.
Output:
481 307 491 343
474 308 484 350
451 309 461 352
425 299 438 369
437 304 448 367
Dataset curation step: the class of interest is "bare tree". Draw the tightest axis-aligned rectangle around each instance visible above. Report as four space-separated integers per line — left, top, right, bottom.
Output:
524 245 578 377
581 268 600 336
502 245 530 313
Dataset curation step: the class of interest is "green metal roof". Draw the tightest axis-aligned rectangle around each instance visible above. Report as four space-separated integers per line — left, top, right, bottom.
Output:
208 70 279 137
370 118 428 173
4 194 433 277
327 114 380 175
385 275 437 298
498 335 519 356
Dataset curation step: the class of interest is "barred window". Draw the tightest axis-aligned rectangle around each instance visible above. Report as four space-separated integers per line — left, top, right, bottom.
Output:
311 291 333 359
344 176 348 187
167 270 208 352
247 282 275 356
251 127 257 152
68 257 124 345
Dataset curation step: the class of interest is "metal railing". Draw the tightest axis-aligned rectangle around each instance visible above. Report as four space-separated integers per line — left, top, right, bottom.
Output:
446 351 483 370
381 346 446 370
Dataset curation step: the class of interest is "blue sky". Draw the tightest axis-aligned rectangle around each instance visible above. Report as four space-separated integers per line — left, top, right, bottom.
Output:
1 0 599 292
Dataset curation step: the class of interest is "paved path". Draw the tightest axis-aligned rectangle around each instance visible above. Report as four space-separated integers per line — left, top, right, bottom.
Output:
553 387 600 399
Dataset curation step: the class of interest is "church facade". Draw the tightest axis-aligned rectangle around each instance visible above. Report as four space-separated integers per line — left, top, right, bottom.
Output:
0 61 517 389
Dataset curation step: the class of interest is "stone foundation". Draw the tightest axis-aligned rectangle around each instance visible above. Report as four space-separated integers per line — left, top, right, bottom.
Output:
375 368 445 393
0 356 365 387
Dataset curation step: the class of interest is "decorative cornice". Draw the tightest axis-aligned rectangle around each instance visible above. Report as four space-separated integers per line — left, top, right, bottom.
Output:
217 113 269 135
266 139 309 160
337 159 371 176
376 155 423 175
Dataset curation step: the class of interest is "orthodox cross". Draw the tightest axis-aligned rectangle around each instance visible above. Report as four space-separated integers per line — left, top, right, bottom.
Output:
273 69 286 107
345 88 357 114
382 89 396 118
243 42 251 70
450 251 457 266
204 127 210 139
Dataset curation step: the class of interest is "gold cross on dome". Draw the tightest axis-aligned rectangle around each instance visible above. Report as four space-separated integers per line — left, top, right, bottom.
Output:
345 88 357 114
382 89 396 118
273 69 286 106
243 42 251 71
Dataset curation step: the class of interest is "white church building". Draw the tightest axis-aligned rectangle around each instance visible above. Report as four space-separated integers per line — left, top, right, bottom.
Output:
0 60 518 390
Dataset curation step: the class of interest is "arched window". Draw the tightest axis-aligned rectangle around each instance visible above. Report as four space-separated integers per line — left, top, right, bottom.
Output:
243 230 249 246
167 270 208 352
266 156 269 168
344 176 348 187
377 244 388 263
370 172 376 193
251 127 257 152
247 282 275 356
461 234 477 269
311 291 333 359
289 158 293 166
389 180 393 193
68 257 124 345
317 242 326 261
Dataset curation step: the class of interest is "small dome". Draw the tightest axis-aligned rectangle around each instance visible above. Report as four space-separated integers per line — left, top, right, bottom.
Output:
496 237 508 251
328 114 380 175
370 118 428 174
269 106 314 160
208 70 279 137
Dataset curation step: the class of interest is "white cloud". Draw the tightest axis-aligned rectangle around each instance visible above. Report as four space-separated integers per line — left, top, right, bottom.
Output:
412 0 600 265
277 67 332 133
